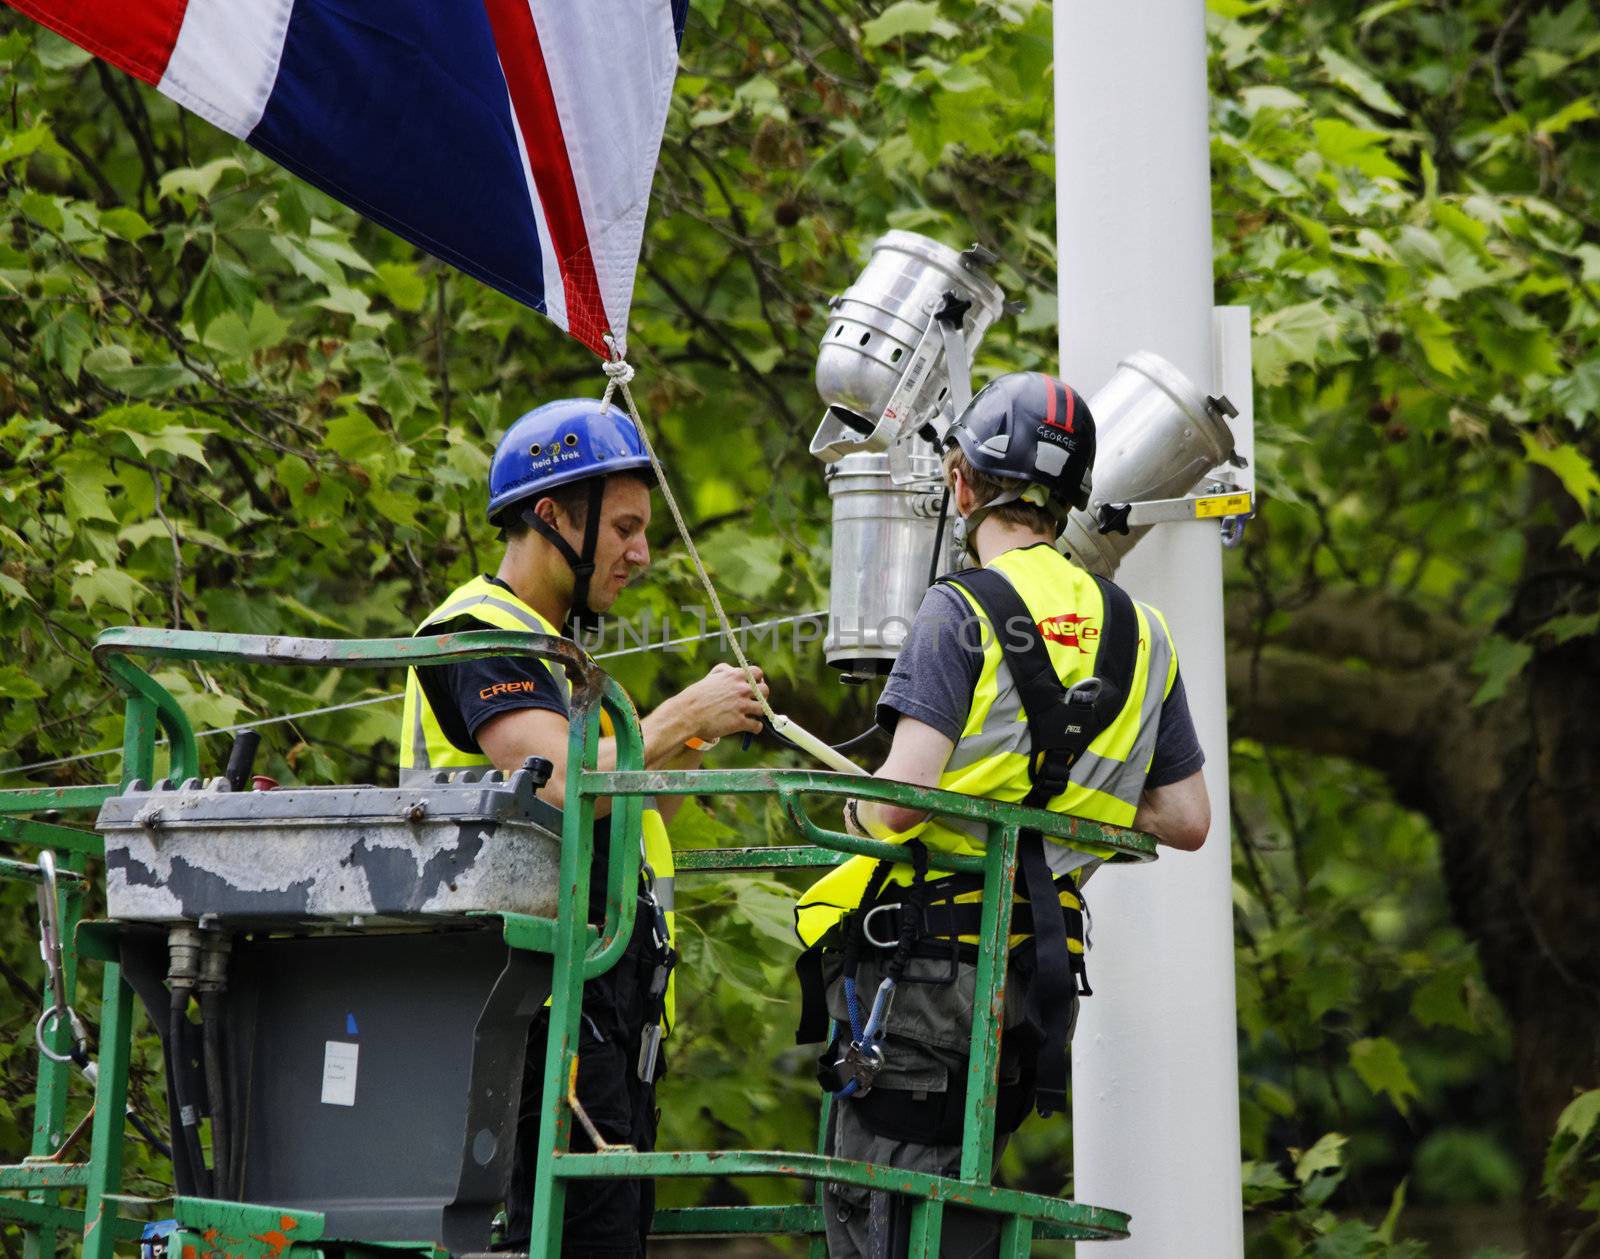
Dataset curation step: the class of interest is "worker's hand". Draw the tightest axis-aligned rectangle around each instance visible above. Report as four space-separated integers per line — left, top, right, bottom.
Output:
674 662 769 739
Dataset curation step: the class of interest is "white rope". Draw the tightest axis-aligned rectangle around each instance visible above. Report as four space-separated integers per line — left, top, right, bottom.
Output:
0 610 824 781
601 335 780 727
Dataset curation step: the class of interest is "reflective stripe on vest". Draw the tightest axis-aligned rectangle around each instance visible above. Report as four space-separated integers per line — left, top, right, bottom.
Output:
401 575 569 780
795 545 1176 948
400 575 677 1027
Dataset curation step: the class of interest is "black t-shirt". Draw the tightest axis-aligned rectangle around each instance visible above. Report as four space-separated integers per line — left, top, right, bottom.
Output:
415 577 617 910
415 576 569 753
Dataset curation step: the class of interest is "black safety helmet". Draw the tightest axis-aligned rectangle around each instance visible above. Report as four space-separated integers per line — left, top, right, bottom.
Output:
945 372 1097 535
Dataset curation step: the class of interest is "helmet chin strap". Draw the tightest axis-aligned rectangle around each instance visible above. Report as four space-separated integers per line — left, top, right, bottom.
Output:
520 477 607 632
953 482 1075 561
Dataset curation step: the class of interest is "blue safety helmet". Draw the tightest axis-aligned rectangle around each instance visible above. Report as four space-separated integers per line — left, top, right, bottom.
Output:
487 398 655 527
487 398 656 627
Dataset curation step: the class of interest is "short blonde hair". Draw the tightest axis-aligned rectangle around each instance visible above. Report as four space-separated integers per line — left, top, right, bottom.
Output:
942 447 1058 535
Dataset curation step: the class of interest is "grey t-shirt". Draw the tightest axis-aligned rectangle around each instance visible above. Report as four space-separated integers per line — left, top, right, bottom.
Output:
877 582 1204 790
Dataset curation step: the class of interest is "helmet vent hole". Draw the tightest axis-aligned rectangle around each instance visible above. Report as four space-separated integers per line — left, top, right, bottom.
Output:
564 433 578 447
528 443 542 457
858 332 871 347
890 347 903 363
833 326 844 338
938 387 948 399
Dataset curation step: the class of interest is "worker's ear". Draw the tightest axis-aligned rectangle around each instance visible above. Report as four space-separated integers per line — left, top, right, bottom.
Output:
532 495 563 528
950 466 976 517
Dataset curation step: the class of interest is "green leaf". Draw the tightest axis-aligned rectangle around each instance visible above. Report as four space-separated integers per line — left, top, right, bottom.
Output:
58 453 120 525
1376 1177 1409 1243
324 412 390 461
1313 119 1406 180
1562 522 1600 560
1318 48 1405 118
1470 634 1533 705
663 799 738 847
1550 360 1600 427
1357 0 1422 29
69 564 151 617
1521 436 1600 514
1540 610 1600 644
275 594 354 634
1294 1132 1347 1183
689 107 737 129
185 254 257 337
1252 302 1340 385
0 122 52 169
19 191 64 232
82 346 199 398
276 183 311 237
862 2 958 46
99 207 153 242
1411 965 1476 1031
1240 1158 1294 1206
305 224 377 275
201 301 292 359
91 404 212 467
735 882 806 952
34 32 91 69
1555 1090 1600 1144
1349 1037 1420 1115
1536 95 1598 137
0 572 34 605
375 262 428 313
158 157 243 202
0 666 45 700
315 285 391 331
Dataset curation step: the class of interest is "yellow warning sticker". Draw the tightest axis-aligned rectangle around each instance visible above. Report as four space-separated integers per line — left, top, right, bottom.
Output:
1193 493 1252 519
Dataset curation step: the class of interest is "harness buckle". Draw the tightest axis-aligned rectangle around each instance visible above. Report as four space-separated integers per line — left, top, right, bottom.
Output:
861 901 920 949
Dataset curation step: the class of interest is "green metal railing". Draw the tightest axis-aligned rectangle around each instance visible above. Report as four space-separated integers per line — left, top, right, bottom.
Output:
0 626 1157 1257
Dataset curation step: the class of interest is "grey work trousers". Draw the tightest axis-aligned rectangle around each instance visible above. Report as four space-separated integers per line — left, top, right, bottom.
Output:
823 1099 1011 1259
818 953 1056 1259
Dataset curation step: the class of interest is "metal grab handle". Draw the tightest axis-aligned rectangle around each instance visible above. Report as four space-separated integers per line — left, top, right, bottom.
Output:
779 790 985 874
34 850 90 1067
576 680 645 980
90 625 608 793
93 626 606 709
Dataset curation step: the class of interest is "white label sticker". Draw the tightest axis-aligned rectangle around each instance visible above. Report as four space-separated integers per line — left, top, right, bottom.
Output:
320 1040 359 1107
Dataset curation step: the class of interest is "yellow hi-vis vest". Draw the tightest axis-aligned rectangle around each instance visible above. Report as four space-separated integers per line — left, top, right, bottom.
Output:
795 544 1177 948
401 574 676 1027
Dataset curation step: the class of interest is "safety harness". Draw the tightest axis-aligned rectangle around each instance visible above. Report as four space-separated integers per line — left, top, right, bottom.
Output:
797 565 1138 1121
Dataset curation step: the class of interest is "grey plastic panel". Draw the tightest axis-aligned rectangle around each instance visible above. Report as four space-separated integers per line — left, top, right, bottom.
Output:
97 767 564 926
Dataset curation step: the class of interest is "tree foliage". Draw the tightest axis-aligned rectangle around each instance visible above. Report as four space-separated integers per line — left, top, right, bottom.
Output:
0 0 1596 1254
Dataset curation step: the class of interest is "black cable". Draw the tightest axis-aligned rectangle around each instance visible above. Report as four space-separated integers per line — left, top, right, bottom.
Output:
200 991 230 1199
831 724 886 755
169 995 212 1198
927 487 952 587
127 1110 173 1161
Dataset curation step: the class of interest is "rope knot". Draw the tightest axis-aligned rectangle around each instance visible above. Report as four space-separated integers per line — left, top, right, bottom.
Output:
602 358 636 387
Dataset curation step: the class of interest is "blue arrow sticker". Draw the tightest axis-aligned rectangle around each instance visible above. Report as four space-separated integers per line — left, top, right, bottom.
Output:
346 1013 359 1036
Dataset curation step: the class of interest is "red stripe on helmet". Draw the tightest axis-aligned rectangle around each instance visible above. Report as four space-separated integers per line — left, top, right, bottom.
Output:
1040 374 1074 432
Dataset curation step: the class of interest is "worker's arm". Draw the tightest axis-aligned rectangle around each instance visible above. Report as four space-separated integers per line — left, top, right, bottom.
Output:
847 716 955 836
476 662 767 817
1132 768 1209 850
